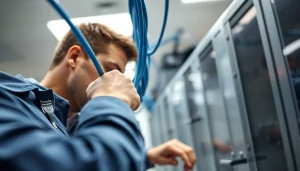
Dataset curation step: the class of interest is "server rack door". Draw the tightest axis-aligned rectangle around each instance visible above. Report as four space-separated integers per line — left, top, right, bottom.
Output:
259 0 300 169
169 77 194 171
229 5 289 171
199 46 233 171
183 64 216 171
213 28 251 171
170 77 194 147
272 0 300 121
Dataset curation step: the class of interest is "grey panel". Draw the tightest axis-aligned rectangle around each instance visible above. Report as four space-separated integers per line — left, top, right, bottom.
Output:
213 29 250 171
170 77 194 147
160 77 193 171
200 47 233 171
231 6 288 171
150 0 300 170
259 0 300 169
183 64 216 171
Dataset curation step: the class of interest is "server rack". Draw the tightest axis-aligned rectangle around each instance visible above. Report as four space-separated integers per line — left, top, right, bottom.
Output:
149 0 300 170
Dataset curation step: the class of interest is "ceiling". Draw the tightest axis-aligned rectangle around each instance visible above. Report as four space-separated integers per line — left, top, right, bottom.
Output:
0 0 232 83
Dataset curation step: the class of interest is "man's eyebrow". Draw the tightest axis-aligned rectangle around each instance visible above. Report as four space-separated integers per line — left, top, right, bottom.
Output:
107 61 123 73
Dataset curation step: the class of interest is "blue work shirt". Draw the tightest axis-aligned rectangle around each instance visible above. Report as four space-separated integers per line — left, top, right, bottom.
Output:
0 71 147 171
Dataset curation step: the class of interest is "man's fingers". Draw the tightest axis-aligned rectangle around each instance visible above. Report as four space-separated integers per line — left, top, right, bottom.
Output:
174 141 197 167
168 145 191 167
159 157 178 166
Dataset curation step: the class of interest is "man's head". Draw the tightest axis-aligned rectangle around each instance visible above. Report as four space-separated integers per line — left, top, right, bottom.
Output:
45 23 137 113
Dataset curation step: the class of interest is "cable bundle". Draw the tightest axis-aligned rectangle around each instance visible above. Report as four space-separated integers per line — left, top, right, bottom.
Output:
129 0 169 99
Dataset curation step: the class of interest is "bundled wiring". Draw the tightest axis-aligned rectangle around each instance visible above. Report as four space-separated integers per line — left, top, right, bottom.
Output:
129 0 169 98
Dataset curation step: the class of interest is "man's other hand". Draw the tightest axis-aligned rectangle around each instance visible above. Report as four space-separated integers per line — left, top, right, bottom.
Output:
147 139 196 171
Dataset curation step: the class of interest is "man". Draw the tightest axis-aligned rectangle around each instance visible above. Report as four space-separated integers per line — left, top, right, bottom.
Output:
0 23 196 171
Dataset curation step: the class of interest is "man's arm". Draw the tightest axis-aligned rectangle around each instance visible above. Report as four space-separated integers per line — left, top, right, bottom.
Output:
0 89 145 171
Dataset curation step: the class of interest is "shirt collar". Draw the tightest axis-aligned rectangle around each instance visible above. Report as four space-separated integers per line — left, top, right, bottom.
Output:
0 72 70 126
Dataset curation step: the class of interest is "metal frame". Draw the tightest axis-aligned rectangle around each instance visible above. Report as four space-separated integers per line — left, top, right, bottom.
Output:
259 0 300 169
226 0 295 171
153 1 255 171
192 56 218 171
183 60 207 171
213 25 253 171
225 1 263 171
223 2 261 171
224 20 257 171
155 0 249 105
212 28 235 150
198 45 221 171
253 0 297 170
180 72 197 148
151 0 300 170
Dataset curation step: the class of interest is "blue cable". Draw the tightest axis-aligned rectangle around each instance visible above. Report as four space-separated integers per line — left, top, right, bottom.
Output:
47 0 104 76
147 0 169 56
129 0 169 99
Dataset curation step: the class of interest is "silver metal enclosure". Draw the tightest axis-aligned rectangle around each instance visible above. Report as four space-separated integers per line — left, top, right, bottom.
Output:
150 0 300 170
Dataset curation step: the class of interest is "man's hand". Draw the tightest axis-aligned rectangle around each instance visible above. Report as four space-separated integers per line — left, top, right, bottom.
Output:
86 70 140 110
147 139 196 171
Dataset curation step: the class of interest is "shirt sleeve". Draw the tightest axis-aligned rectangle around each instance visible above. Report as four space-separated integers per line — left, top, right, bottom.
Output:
0 88 146 171
67 109 154 170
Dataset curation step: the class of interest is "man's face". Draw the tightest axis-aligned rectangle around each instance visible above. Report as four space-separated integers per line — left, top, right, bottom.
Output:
67 43 128 112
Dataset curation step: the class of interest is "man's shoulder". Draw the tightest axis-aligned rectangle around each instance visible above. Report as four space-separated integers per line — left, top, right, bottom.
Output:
0 72 40 112
0 86 30 112
0 71 39 94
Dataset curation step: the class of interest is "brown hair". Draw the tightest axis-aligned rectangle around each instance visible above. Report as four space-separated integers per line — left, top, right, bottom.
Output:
50 23 137 69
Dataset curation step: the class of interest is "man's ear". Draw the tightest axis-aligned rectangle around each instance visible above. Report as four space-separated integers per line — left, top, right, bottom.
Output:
66 45 84 69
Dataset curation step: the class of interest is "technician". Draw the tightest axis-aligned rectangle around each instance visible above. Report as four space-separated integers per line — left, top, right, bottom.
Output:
0 23 196 171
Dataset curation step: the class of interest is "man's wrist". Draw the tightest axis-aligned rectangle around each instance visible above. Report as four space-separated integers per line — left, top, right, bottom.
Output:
146 149 155 169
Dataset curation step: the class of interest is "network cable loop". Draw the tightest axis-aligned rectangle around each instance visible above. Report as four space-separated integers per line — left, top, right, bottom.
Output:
48 0 169 99
129 0 169 99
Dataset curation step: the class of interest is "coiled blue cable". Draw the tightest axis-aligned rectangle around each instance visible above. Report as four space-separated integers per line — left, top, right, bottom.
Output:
129 0 169 98
47 0 104 76
48 0 169 99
